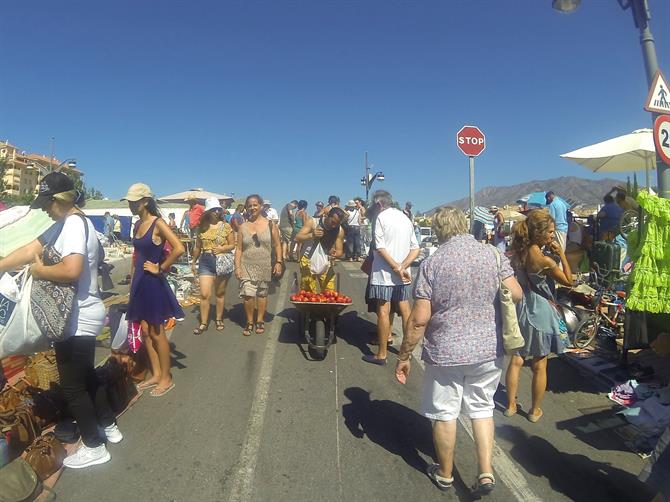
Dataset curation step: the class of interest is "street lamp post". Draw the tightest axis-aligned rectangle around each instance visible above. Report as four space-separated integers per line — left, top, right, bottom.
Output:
553 0 669 198
360 151 385 203
27 158 77 175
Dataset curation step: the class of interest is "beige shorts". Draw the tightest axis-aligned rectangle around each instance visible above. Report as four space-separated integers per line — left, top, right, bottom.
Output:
280 227 293 243
239 279 269 298
421 357 503 421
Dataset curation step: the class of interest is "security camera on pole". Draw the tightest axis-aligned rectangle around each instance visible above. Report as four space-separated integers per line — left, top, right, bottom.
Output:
456 125 486 232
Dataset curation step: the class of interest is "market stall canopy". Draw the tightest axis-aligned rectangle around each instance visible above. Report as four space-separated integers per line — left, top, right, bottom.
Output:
501 207 525 221
560 128 656 187
159 188 234 204
517 192 548 209
0 206 53 257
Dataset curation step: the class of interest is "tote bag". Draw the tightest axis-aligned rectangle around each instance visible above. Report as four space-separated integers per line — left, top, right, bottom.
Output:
494 250 525 353
309 243 330 275
0 268 48 360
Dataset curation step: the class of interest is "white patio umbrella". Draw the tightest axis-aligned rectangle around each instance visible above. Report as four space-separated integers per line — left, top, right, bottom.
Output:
160 188 234 204
560 129 656 188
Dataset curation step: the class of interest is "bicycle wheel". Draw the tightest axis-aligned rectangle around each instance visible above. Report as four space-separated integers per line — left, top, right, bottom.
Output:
619 209 638 239
573 316 599 349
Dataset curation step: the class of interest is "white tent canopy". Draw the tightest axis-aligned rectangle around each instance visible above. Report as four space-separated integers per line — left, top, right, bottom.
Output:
160 188 234 204
560 128 656 187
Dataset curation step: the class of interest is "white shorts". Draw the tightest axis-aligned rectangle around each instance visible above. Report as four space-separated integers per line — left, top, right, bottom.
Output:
421 357 503 421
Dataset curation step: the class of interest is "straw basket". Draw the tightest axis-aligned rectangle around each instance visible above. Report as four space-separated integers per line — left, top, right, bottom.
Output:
24 350 60 390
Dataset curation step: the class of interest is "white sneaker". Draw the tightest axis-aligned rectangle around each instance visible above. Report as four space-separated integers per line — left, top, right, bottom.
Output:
103 424 123 444
63 444 111 469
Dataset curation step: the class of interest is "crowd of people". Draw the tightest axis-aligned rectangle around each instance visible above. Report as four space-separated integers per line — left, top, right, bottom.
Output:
0 175 641 496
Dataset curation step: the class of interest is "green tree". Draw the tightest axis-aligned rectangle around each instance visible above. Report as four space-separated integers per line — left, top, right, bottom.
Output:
633 173 639 197
626 176 632 196
85 186 104 200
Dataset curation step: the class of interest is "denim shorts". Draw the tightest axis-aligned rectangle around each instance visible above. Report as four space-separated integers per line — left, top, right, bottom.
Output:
198 253 217 276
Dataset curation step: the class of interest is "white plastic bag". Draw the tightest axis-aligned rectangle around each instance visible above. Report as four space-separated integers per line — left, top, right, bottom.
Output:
111 312 129 350
309 244 330 275
0 268 48 359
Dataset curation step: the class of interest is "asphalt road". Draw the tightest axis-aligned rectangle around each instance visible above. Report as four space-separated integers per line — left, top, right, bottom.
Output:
55 260 655 502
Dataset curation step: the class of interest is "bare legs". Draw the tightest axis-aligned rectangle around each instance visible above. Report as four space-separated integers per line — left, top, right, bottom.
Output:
374 301 391 360
198 275 214 326
140 321 172 391
505 355 548 418
504 355 524 414
242 295 267 326
215 276 228 321
432 418 494 480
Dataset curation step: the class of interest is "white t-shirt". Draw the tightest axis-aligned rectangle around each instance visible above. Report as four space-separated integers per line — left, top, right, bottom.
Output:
265 207 279 222
371 208 420 286
41 215 105 337
347 208 361 227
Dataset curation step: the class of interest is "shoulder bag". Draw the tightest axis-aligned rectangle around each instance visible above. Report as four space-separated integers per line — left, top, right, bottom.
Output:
214 224 234 276
24 432 66 481
494 249 525 353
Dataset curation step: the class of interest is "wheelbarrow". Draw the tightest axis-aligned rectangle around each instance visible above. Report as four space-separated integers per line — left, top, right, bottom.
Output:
290 272 350 360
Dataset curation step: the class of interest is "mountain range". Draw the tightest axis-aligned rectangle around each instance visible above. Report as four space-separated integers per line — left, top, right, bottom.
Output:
427 176 624 214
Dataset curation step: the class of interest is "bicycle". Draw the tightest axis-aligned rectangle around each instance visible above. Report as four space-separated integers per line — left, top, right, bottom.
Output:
571 284 626 349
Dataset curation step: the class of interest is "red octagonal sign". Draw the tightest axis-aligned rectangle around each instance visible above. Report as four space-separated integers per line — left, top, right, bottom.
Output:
457 125 486 157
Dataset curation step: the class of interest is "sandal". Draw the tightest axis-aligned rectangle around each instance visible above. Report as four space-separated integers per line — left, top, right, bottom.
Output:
426 463 453 491
255 322 265 334
193 323 208 335
215 319 225 331
243 323 254 336
472 473 495 498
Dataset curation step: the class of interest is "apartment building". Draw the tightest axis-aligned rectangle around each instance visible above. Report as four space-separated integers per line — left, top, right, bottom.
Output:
0 140 83 198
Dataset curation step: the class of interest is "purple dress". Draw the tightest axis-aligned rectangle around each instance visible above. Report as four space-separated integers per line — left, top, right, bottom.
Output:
126 218 184 325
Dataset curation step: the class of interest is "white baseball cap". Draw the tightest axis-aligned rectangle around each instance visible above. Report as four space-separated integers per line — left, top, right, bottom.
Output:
204 197 222 212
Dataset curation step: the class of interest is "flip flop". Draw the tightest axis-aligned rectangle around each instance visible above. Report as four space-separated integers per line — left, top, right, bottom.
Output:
150 383 175 397
136 382 158 391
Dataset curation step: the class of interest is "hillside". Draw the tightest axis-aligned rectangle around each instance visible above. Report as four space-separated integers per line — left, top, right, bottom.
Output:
428 176 624 214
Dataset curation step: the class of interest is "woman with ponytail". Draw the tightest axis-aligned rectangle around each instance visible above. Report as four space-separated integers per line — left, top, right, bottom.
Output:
504 209 573 423
0 172 122 468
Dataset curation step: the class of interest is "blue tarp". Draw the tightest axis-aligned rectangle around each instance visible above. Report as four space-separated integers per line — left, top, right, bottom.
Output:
88 215 133 241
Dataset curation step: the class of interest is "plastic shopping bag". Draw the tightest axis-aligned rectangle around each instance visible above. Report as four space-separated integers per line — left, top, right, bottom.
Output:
309 244 330 275
111 313 129 350
127 320 142 354
0 268 49 359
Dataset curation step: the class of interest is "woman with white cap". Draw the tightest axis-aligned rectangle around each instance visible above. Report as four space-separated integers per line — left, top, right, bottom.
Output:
191 197 236 334
123 183 185 397
0 172 122 468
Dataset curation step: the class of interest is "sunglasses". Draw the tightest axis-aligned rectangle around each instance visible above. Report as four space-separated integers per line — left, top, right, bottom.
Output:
252 234 260 247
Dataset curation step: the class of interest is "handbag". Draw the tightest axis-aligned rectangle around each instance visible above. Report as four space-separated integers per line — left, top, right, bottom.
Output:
0 407 41 459
360 252 373 276
494 250 525 353
309 243 330 275
24 351 59 391
24 433 66 482
0 457 45 502
215 253 235 276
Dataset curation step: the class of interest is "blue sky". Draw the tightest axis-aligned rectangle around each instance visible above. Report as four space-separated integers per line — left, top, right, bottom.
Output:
2 0 668 212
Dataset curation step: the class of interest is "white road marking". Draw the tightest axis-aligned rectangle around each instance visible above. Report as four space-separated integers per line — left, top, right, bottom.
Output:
410 345 541 502
333 344 343 501
228 278 289 502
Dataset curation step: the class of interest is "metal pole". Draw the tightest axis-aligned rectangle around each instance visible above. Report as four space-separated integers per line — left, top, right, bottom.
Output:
469 156 475 233
631 0 669 198
365 151 370 203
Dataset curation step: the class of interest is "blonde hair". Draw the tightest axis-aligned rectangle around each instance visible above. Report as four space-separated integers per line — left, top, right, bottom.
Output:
432 206 468 243
509 209 555 268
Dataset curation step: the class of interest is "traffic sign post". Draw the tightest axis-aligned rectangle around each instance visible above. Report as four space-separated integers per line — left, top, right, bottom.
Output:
456 125 486 232
654 115 670 166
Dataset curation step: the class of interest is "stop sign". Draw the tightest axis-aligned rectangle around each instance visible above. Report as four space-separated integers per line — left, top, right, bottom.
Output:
457 125 486 157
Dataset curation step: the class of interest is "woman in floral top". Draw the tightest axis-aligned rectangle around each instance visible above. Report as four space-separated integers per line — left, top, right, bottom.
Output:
395 207 521 496
191 197 236 334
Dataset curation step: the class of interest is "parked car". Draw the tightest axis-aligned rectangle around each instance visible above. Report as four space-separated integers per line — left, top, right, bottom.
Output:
413 235 439 265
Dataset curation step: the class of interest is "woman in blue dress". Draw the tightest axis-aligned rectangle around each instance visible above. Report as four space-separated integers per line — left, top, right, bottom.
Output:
504 209 573 423
123 183 185 397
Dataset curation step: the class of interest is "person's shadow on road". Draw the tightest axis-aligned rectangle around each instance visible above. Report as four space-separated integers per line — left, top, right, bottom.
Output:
342 387 434 474
499 425 655 502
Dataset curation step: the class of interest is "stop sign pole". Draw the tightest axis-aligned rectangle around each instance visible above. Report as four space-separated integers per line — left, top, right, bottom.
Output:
456 125 486 232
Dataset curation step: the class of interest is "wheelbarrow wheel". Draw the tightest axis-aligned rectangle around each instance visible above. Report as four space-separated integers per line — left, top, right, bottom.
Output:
308 320 327 360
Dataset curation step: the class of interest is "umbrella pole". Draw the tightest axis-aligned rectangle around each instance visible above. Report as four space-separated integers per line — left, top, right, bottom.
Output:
646 158 651 189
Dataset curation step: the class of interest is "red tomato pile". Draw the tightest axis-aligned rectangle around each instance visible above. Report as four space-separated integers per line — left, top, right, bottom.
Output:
291 290 352 304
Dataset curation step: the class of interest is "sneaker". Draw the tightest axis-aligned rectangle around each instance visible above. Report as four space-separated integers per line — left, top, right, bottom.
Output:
63 444 111 469
103 423 123 444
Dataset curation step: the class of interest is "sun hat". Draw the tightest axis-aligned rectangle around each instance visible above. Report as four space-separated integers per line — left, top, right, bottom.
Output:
204 197 223 212
346 200 356 207
31 172 75 209
121 183 154 202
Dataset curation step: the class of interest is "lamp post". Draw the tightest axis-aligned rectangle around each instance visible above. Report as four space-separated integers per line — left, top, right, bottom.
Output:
26 158 77 175
553 0 669 198
360 151 385 203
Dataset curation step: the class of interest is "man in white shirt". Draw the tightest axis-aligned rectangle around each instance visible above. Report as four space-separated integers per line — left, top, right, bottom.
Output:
345 198 364 261
263 201 280 224
363 190 420 365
